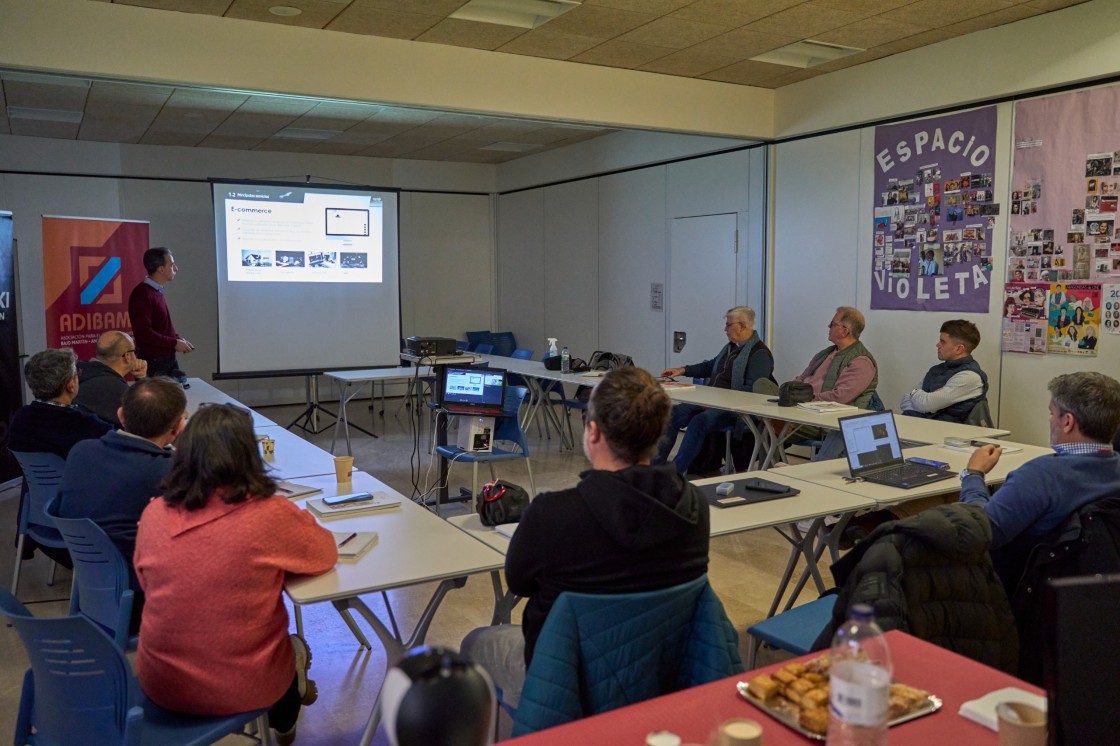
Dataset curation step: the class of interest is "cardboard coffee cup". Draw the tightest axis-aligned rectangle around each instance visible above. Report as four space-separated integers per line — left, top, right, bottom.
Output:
718 718 763 746
260 436 275 458
997 702 1046 746
333 456 354 483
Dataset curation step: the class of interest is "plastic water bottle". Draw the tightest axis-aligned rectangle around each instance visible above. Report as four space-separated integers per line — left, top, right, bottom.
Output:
826 604 892 746
560 346 571 373
548 337 559 358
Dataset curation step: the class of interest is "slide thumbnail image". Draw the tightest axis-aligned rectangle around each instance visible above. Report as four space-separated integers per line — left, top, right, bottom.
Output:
341 252 368 269
276 251 306 267
309 251 338 268
241 250 273 267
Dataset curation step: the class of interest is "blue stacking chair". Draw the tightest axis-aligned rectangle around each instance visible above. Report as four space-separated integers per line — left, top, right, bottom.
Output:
0 587 274 746
474 343 494 355
50 513 136 649
9 451 69 598
744 595 837 668
435 387 535 506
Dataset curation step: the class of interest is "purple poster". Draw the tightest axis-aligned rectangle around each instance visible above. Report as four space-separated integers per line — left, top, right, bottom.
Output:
872 106 999 311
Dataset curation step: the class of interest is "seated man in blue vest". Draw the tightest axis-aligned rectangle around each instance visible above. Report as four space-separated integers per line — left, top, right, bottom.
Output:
900 319 987 423
56 377 187 633
791 306 878 461
654 305 775 474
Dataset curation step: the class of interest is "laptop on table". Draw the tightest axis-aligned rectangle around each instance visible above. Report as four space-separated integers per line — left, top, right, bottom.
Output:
838 410 955 489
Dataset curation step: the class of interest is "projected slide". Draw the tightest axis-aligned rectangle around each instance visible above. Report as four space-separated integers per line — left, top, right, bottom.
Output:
219 186 383 283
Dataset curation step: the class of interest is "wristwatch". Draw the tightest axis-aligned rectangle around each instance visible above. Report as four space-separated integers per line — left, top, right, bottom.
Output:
959 468 985 481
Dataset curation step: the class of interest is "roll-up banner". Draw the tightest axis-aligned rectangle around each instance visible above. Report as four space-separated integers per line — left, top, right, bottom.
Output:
1 211 19 483
41 216 150 361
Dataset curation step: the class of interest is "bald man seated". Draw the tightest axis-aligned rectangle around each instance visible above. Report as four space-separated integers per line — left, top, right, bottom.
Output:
75 331 148 428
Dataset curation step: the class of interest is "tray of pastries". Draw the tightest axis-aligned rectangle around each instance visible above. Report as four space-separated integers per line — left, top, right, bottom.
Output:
736 654 941 740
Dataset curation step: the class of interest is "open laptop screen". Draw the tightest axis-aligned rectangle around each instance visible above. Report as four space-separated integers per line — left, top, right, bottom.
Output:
441 366 507 416
840 410 904 476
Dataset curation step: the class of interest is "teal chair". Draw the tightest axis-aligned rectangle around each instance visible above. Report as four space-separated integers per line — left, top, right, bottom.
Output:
10 451 69 598
745 595 837 668
511 575 743 736
0 587 274 746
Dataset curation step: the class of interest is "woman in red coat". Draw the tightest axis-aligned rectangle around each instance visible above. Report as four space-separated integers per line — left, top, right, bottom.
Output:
136 403 337 744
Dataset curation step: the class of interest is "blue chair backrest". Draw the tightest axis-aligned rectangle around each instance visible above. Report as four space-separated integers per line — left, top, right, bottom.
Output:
465 330 493 352
474 343 494 355
512 348 533 360
494 387 530 451
11 451 66 532
490 331 517 357
455 340 469 351
50 514 135 649
0 586 141 746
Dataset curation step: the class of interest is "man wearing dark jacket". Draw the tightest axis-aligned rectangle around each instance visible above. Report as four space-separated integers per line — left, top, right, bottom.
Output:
74 330 148 428
57 377 187 632
127 247 193 381
655 305 775 474
901 319 988 423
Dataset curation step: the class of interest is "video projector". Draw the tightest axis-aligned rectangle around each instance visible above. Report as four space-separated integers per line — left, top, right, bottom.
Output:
405 336 459 357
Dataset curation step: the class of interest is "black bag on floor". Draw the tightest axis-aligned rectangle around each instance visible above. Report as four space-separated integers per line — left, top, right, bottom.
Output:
478 479 530 527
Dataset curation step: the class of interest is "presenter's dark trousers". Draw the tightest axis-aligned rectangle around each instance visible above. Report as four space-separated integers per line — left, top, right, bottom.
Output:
146 353 183 379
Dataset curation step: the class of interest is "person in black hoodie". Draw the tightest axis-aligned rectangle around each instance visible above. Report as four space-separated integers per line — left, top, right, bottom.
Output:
461 366 710 705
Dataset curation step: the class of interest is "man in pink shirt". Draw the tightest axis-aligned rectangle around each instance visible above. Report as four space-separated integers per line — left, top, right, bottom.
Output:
792 306 878 460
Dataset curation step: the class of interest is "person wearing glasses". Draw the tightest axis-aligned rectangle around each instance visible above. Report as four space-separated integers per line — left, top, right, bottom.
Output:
654 305 775 474
128 246 194 383
135 403 337 746
75 330 148 428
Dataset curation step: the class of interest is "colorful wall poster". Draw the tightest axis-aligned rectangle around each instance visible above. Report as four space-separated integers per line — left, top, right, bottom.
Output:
0 211 19 482
1047 283 1100 355
1002 282 1048 353
872 106 999 311
1103 284 1120 335
42 217 150 361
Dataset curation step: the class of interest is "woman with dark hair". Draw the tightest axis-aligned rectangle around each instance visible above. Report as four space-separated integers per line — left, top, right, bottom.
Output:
134 404 337 745
461 367 710 705
1072 306 1086 327
1055 307 1071 331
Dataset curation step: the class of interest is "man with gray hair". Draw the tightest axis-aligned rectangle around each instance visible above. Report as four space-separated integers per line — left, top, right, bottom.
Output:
654 305 775 474
794 306 878 408
75 330 148 428
9 348 112 458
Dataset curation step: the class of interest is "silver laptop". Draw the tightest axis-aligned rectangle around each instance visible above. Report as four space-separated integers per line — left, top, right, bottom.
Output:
838 410 954 489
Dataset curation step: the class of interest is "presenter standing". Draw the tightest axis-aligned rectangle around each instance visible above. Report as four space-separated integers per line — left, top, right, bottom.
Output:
129 247 193 383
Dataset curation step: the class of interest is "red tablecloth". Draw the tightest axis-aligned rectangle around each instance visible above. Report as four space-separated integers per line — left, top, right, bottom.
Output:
505 630 1042 745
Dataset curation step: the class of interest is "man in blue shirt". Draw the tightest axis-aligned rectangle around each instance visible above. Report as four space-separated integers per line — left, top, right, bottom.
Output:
960 371 1120 556
654 306 775 475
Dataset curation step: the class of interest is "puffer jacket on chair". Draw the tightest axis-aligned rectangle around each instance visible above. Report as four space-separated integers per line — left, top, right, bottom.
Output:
512 575 743 736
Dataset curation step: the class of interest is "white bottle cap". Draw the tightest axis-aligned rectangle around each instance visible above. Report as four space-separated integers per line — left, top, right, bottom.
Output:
645 731 682 746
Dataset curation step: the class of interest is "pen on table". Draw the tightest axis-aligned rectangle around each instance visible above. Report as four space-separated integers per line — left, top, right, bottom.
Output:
337 532 357 548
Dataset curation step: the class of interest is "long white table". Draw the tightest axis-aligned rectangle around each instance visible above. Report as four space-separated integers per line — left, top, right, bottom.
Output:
324 366 434 454
184 377 277 428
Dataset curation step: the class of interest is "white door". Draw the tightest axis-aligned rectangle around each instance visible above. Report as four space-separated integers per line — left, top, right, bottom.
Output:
668 214 739 373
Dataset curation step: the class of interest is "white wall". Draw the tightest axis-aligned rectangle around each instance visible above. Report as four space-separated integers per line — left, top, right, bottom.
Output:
0 134 495 405
496 147 767 371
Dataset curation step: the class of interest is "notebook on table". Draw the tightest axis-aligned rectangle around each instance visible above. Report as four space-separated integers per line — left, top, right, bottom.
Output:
838 410 955 489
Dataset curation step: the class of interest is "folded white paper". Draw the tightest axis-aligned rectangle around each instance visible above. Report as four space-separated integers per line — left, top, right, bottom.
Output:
958 687 1046 731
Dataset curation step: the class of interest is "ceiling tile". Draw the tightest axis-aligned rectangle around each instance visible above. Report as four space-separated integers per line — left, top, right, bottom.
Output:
2 80 89 111
812 16 927 49
86 81 174 108
537 4 656 41
138 131 207 147
583 0 692 13
454 149 513 164
403 141 478 160
1023 0 1091 9
307 140 368 155
197 133 268 149
744 4 866 38
638 46 745 77
615 17 732 49
325 4 443 38
805 0 917 19
670 0 805 27
112 0 233 13
9 120 80 139
253 137 321 152
365 107 442 126
699 27 799 58
497 29 607 60
146 88 247 135
870 27 956 55
808 48 889 74
881 0 1018 30
290 101 382 130
78 120 144 143
416 18 527 50
573 40 676 68
937 5 1044 35
350 0 467 13
761 67 828 88
225 0 348 28
700 58 792 85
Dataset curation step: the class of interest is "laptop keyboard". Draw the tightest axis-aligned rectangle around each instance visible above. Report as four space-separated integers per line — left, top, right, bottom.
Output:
873 463 939 481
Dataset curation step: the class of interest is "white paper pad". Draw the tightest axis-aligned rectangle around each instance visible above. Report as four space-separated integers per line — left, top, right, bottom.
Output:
494 523 518 539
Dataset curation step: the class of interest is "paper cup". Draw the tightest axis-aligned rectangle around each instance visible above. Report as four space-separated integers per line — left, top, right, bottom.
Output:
260 437 275 458
718 718 763 746
997 702 1046 746
333 456 354 483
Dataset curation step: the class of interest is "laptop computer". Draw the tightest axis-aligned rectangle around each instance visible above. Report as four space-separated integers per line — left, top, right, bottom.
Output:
838 410 955 489
440 366 507 417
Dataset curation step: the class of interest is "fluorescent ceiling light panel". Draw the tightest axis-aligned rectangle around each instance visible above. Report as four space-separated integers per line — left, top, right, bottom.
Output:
751 40 864 69
450 0 580 29
7 106 83 123
275 127 343 140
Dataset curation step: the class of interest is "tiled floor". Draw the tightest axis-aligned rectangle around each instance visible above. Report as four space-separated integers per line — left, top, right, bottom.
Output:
0 395 824 744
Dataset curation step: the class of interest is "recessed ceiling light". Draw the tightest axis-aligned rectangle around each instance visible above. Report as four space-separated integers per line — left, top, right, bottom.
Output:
269 6 303 17
275 127 343 141
751 40 864 69
451 0 579 29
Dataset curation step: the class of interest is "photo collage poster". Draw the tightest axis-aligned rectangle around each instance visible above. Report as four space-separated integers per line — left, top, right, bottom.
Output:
1102 284 1120 335
872 106 998 311
1010 84 1120 355
1047 283 1100 355
1002 282 1048 353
